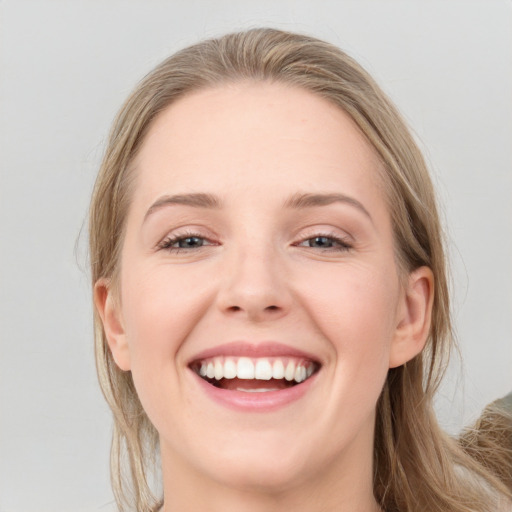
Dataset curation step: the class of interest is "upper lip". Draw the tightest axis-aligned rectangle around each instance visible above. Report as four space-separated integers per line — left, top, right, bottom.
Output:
188 341 321 365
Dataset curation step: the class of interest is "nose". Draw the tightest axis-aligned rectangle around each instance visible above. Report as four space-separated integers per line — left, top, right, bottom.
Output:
215 245 292 322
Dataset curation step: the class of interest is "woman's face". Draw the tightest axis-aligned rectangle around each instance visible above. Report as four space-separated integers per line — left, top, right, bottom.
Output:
97 82 430 495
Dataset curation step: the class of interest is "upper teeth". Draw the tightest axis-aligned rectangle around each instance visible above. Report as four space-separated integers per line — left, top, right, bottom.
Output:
196 357 315 384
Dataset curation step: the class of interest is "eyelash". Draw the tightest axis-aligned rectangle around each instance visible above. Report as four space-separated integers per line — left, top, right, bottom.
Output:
157 231 352 253
157 231 215 252
294 233 353 252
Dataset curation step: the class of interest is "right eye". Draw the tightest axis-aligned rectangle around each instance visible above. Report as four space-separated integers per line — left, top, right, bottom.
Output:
157 233 215 252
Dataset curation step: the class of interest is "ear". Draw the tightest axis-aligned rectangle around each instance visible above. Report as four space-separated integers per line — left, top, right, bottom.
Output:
94 278 131 371
389 266 434 368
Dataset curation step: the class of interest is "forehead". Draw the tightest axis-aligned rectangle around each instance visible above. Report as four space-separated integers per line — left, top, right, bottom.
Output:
130 82 387 216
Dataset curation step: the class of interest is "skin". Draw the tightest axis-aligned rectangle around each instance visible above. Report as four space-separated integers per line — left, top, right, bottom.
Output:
95 82 433 512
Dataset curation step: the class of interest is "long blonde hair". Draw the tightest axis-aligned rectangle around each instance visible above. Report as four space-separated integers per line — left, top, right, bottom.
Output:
89 28 512 512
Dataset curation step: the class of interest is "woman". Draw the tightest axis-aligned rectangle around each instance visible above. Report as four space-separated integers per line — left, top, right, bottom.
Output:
89 28 512 512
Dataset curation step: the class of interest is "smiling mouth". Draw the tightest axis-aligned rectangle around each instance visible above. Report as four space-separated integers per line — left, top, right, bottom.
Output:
190 356 319 392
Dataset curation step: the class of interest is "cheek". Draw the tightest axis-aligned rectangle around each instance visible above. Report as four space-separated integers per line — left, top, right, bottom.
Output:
119 262 210 378
296 262 399 374
286 262 400 451
117 261 215 428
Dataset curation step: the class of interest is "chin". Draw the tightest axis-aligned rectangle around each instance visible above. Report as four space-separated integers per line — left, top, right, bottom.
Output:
207 453 312 494
187 427 324 493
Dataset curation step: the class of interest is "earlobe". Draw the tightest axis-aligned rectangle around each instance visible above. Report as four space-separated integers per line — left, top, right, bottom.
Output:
389 266 434 369
94 278 131 371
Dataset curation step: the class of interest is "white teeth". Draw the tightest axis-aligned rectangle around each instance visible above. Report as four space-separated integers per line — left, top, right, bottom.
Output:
272 359 285 379
294 365 307 383
206 362 215 379
255 359 273 380
214 359 223 380
284 361 296 381
237 357 255 379
223 358 237 379
195 356 317 383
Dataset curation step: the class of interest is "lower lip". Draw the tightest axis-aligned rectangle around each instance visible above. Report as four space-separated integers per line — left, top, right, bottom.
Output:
191 371 318 412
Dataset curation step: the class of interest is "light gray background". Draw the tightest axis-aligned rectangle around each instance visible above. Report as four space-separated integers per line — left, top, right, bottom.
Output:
1 1 511 511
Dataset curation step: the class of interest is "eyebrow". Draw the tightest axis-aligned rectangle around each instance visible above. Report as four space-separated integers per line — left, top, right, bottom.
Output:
283 192 373 223
144 191 372 223
144 193 221 221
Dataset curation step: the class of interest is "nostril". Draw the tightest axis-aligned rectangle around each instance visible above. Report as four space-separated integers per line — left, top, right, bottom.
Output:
266 305 279 311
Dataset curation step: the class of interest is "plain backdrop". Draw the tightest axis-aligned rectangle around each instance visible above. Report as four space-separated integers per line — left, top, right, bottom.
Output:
1 1 511 511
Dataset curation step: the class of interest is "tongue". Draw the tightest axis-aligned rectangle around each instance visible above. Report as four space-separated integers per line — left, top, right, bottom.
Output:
218 378 294 391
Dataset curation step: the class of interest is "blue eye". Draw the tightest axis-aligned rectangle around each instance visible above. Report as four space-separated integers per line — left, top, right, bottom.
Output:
158 234 212 252
305 236 336 248
297 235 352 251
175 236 205 249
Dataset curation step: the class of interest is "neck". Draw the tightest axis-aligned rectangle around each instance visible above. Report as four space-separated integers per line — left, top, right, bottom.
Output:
161 482 381 512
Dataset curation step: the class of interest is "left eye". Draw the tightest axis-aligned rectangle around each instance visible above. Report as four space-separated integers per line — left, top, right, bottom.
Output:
297 235 351 251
